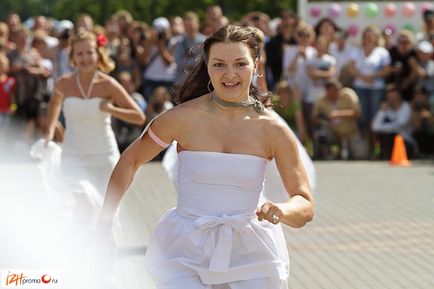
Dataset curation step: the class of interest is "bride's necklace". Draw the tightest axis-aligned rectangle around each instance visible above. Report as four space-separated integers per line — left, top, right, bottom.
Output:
211 91 264 113
76 72 96 99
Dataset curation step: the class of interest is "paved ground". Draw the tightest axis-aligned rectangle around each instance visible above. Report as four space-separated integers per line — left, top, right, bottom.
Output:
1 158 433 288
113 160 434 289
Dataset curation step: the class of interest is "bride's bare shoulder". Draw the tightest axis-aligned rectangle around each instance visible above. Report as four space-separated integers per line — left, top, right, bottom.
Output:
175 94 210 110
151 94 210 129
53 73 75 91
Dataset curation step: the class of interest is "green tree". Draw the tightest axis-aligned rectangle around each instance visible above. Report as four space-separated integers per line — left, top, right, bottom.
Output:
1 0 296 26
1 0 53 21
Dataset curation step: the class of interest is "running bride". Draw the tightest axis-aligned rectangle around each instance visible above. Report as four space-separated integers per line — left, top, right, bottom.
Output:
34 30 145 220
101 25 314 289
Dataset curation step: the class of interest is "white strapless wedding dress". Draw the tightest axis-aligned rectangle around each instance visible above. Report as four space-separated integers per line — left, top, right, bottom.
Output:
146 150 289 289
31 96 120 219
162 110 317 202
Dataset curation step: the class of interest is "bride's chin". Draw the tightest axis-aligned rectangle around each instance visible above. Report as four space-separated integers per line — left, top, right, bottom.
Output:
79 65 96 71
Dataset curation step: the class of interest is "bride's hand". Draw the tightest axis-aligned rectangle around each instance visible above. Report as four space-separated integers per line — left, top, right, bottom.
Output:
256 201 284 225
100 99 114 113
43 132 54 147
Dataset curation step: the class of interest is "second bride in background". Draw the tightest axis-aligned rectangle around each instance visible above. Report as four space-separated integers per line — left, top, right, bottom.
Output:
35 30 145 221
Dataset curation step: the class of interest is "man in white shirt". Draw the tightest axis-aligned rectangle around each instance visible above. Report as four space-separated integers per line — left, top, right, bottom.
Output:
372 86 416 159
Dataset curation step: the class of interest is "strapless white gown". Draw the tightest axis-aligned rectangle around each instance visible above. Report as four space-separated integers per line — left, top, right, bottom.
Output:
31 97 120 218
162 111 317 203
146 151 289 289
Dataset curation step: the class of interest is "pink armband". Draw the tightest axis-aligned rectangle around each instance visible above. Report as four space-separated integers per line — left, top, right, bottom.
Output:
148 127 170 148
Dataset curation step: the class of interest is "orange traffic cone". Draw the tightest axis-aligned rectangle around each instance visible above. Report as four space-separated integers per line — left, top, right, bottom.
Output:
390 135 411 167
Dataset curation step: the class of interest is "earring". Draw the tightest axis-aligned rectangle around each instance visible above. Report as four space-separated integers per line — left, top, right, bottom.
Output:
254 71 263 78
207 80 213 93
253 70 263 78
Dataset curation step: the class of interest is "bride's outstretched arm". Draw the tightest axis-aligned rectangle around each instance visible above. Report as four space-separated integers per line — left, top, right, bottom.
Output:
99 109 180 225
256 114 314 228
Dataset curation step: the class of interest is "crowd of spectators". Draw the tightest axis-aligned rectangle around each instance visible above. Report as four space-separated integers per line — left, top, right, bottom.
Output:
0 5 433 160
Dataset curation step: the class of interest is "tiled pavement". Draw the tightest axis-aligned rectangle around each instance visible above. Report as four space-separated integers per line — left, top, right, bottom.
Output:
1 159 433 288
113 160 434 289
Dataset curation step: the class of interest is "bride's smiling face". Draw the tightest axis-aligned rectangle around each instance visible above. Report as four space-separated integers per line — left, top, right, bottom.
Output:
207 42 257 102
72 40 99 72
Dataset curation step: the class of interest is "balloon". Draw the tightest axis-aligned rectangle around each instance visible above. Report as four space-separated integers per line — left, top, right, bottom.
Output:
329 3 342 18
347 24 359 37
383 24 396 35
421 2 434 13
402 2 415 17
402 23 415 32
384 3 396 17
365 3 379 18
310 6 322 18
347 3 359 17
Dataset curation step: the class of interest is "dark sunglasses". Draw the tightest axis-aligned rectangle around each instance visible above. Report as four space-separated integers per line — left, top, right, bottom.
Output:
297 32 310 38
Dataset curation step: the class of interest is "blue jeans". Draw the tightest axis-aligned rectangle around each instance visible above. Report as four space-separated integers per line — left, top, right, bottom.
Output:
355 87 385 131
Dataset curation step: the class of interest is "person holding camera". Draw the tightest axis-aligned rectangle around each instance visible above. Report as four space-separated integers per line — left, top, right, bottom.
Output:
313 79 366 159
142 17 177 102
386 29 417 101
51 20 74 81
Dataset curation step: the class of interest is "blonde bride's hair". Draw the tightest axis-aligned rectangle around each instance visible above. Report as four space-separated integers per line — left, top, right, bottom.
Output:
70 30 115 73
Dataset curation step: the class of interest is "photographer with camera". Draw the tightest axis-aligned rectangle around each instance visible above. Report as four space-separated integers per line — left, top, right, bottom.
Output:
52 20 74 81
142 17 176 102
313 79 366 159
386 29 417 101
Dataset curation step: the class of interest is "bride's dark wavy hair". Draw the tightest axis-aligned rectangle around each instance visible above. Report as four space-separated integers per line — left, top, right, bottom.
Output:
174 24 270 105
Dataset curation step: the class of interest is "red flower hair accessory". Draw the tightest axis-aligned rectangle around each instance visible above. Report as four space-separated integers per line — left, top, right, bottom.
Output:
96 33 107 48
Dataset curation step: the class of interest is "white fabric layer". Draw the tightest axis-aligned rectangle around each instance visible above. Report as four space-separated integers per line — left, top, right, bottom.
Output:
31 97 120 219
147 151 289 288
